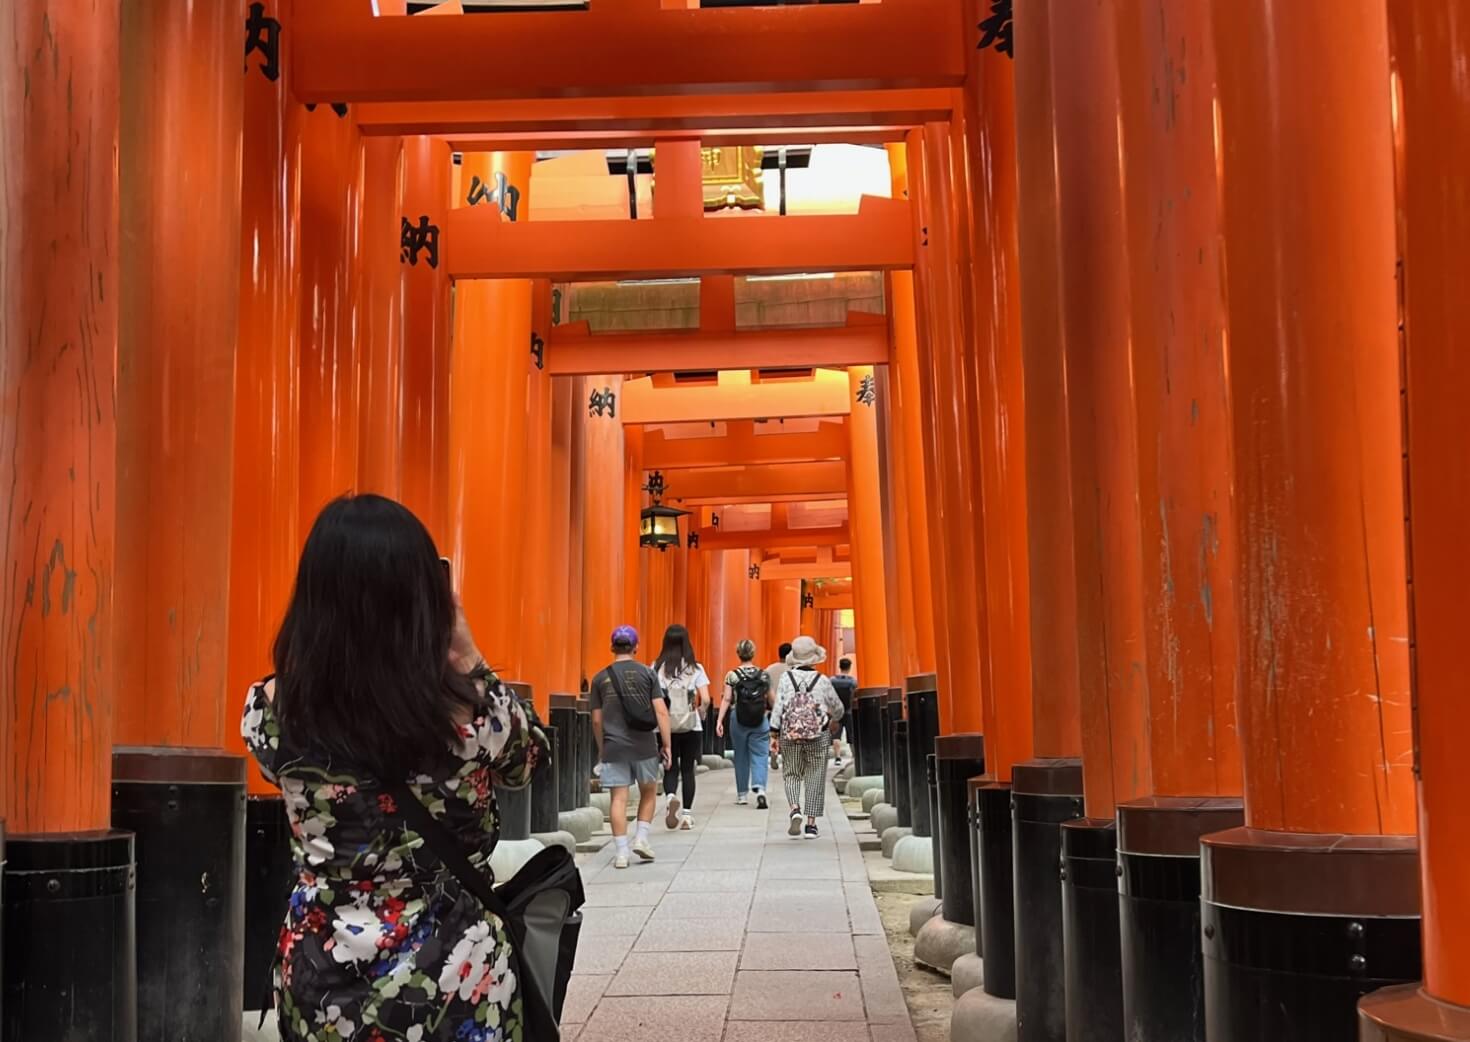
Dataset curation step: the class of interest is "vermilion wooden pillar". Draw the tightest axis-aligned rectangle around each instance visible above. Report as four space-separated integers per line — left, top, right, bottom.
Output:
450 151 534 682
400 136 453 543
847 364 892 685
955 0 1034 1002
579 375 627 681
1 0 120 837
2 2 131 1034
519 279 555 713
906 125 986 736
1049 9 1154 1036
961 0 1032 786
622 424 646 630
297 105 363 532
549 375 580 692
116 0 243 750
229 0 301 792
1360 5 1470 1039
358 136 405 498
1108 5 1245 1040
1205 3 1420 1039
884 145 939 678
1011 0 1086 1034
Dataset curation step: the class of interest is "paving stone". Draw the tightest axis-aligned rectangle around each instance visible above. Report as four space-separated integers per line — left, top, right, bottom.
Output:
729 970 867 1021
740 932 858 971
579 904 655 937
869 1022 919 1042
560 973 611 1024
589 860 682 883
724 1025 870 1042
634 917 747 952
580 995 730 1042
605 951 739 996
570 932 636 975
582 880 671 907
855 934 911 1023
667 868 758 892
845 882 887 936
748 895 851 934
651 890 752 921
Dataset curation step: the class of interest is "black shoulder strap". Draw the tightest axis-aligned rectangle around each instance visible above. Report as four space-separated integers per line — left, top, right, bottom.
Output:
386 780 512 922
605 663 628 702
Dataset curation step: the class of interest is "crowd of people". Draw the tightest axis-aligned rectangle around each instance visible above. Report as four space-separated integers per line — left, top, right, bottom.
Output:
590 622 854 861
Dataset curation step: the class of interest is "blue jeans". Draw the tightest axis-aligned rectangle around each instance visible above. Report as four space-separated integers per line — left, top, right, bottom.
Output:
731 717 770 796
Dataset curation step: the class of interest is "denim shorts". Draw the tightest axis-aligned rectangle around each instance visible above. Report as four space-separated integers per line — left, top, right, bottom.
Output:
600 757 663 788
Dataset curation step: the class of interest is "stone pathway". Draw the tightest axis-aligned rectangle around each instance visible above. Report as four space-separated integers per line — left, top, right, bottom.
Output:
564 768 917 1042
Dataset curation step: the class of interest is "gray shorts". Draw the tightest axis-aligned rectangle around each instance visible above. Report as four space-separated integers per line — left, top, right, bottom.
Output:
600 757 663 789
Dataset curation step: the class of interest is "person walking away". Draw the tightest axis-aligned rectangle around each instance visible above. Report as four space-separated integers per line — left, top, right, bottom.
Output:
829 657 858 768
590 626 672 869
652 624 710 830
771 636 846 839
241 494 551 1041
717 640 773 807
764 642 793 771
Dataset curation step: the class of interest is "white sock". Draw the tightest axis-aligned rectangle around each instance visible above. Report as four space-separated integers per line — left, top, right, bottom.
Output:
615 835 629 856
636 821 651 843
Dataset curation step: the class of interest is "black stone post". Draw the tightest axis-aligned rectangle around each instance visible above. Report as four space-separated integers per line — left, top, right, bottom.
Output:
892 722 912 829
496 683 536 841
935 734 986 927
904 674 939 836
549 696 579 812
531 724 560 834
244 795 292 1014
1012 758 1084 1042
1116 797 1243 1042
976 780 1018 998
2 830 137 1041
576 699 592 808
111 747 247 1042
881 691 903 805
927 753 943 900
1062 817 1123 1042
854 688 887 777
1201 829 1422 1042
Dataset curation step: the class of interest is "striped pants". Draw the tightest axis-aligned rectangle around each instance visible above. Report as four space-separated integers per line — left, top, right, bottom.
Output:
780 732 832 818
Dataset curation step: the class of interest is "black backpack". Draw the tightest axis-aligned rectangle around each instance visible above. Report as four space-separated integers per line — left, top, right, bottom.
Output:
606 662 659 732
732 667 770 727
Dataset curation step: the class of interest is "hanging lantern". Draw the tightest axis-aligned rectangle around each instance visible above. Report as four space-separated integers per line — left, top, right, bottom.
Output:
639 471 688 552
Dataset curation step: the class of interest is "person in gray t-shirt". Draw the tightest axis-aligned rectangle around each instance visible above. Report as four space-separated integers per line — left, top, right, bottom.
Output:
590 625 671 869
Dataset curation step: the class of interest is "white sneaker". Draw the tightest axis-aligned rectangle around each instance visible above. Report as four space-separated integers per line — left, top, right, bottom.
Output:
614 853 630 870
632 837 656 862
735 794 749 806
679 813 694 831
665 796 682 830
788 811 804 837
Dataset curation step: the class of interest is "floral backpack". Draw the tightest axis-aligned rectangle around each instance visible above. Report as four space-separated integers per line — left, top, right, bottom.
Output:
781 671 827 741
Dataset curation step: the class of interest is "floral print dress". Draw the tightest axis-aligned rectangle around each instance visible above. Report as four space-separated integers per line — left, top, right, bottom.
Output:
242 676 549 1042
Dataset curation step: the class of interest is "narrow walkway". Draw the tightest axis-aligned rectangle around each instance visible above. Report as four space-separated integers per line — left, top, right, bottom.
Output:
566 767 917 1042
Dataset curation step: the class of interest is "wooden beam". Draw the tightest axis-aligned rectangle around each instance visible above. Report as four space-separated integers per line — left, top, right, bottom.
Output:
547 316 888 376
665 461 847 503
442 127 912 153
446 196 912 281
695 525 850 551
295 0 966 103
621 370 852 424
758 560 854 583
352 89 954 139
644 421 847 469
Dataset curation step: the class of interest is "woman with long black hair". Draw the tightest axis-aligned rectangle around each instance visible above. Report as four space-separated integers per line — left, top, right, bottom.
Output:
651 624 711 830
241 494 549 1042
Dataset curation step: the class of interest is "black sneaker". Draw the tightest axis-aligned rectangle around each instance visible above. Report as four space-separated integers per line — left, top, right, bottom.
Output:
804 824 819 840
756 793 769 810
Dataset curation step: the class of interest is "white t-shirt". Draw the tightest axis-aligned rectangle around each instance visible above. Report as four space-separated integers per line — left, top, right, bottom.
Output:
652 662 711 731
